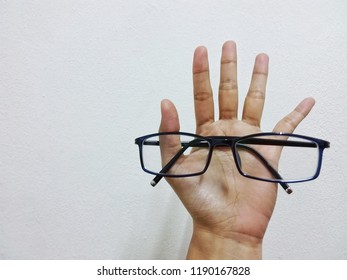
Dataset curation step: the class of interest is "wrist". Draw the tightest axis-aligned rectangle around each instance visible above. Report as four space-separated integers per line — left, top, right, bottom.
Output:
186 225 263 260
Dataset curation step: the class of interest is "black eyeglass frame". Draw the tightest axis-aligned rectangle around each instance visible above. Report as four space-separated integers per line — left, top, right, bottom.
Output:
135 132 330 194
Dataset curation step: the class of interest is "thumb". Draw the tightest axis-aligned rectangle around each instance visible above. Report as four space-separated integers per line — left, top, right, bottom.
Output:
159 99 180 132
158 99 181 166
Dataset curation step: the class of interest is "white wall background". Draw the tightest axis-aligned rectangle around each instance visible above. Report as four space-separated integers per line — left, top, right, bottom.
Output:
1 0 346 259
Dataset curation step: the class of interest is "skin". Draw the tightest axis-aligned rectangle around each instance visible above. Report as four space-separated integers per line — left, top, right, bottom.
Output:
159 41 315 259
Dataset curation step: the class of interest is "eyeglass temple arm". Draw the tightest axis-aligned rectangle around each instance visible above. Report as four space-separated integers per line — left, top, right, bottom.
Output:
149 139 292 194
237 145 292 194
150 138 202 187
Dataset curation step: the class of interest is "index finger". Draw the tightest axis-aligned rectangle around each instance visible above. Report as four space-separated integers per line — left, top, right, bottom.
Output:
242 53 269 127
193 46 214 130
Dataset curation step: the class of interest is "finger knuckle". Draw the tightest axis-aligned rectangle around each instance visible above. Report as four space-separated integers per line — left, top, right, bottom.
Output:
194 91 212 102
219 79 238 91
247 89 265 100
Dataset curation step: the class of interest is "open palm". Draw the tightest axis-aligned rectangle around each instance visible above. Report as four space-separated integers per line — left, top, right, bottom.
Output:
159 41 315 259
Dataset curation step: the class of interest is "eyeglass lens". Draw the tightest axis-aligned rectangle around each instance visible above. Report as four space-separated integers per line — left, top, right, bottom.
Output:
142 134 210 176
235 135 319 182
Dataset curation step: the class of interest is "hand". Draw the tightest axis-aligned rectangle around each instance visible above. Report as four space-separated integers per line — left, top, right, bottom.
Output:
159 41 315 259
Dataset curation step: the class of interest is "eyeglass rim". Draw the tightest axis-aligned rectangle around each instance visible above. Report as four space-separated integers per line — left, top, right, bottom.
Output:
135 131 330 148
135 132 213 178
134 131 330 183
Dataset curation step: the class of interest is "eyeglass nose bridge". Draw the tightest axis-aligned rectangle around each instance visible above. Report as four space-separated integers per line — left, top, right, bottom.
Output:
209 137 239 147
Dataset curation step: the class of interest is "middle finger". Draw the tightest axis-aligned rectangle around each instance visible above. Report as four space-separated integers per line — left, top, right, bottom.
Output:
219 41 238 120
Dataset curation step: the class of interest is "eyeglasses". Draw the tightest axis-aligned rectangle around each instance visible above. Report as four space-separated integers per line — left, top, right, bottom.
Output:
135 132 330 194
